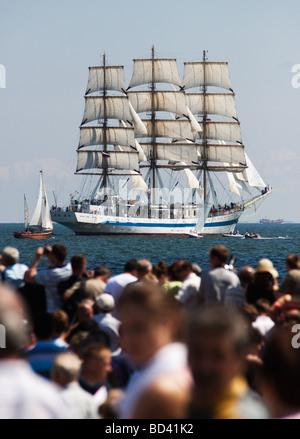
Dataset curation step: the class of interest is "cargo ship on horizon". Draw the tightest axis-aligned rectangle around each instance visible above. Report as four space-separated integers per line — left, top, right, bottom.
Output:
259 218 284 224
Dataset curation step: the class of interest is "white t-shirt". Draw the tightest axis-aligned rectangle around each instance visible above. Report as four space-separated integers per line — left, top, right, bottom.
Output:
0 360 74 419
34 263 72 312
104 272 137 314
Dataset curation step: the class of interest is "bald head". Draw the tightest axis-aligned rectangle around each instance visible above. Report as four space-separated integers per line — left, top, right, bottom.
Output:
1 247 19 266
239 266 255 287
51 352 82 387
137 259 153 280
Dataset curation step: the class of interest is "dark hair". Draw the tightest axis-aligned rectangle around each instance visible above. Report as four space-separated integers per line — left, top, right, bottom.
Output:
286 254 300 270
210 246 229 264
167 261 183 281
180 260 193 272
81 342 111 361
51 309 69 336
51 243 68 264
153 260 168 279
94 265 111 277
124 259 138 273
71 254 87 271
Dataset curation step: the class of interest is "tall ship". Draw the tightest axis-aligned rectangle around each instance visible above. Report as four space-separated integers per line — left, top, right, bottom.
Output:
51 48 272 235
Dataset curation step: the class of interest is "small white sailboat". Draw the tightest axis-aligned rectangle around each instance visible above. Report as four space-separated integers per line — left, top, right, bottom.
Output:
14 171 53 239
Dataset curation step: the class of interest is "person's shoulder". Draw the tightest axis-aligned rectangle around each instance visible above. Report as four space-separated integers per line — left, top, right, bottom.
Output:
132 372 191 418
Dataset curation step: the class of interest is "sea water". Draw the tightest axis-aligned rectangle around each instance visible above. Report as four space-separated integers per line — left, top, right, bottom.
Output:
2 222 300 283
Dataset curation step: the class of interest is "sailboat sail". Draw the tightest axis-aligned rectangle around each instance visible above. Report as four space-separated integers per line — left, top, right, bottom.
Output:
50 49 272 236
29 171 53 230
29 174 43 227
24 195 29 230
42 175 53 230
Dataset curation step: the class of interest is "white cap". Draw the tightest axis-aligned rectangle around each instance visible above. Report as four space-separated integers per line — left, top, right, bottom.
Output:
96 293 115 312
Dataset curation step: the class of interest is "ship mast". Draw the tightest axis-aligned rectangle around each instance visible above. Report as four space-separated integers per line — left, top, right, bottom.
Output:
202 50 208 201
102 53 108 191
151 45 156 205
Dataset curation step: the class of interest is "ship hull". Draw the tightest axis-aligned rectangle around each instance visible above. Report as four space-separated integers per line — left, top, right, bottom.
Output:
259 219 284 224
51 209 242 236
13 230 53 239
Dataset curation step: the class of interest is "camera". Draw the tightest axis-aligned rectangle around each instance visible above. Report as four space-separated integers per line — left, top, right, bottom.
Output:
225 254 236 271
44 247 51 256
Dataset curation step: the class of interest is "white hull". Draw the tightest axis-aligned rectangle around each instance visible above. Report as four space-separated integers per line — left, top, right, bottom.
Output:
51 209 243 236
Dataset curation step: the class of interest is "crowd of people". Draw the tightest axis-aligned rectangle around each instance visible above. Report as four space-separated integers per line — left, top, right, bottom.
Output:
0 242 300 419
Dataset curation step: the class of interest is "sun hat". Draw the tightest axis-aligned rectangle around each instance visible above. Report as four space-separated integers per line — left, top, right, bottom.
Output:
256 258 279 279
96 293 115 312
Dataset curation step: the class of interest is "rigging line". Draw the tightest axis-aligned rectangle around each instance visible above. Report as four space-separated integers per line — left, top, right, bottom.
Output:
239 127 269 185
56 139 78 200
156 171 164 189
210 171 229 200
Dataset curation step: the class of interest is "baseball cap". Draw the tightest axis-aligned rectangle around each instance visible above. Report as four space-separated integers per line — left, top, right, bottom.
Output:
96 293 115 312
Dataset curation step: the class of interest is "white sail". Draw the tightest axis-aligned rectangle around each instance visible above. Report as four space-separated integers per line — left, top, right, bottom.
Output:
76 151 140 172
141 119 195 141
141 142 199 163
185 107 203 135
198 143 245 164
129 171 150 193
135 139 147 162
128 91 188 117
128 58 183 89
185 93 238 119
197 121 243 144
128 101 148 136
183 62 232 90
79 127 136 149
240 153 266 188
226 167 242 196
86 66 126 95
24 195 29 229
81 96 132 125
29 173 43 227
42 176 53 230
29 171 53 230
184 168 200 189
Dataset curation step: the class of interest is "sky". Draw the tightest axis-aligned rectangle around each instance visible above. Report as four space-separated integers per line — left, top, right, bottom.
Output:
1 0 300 223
